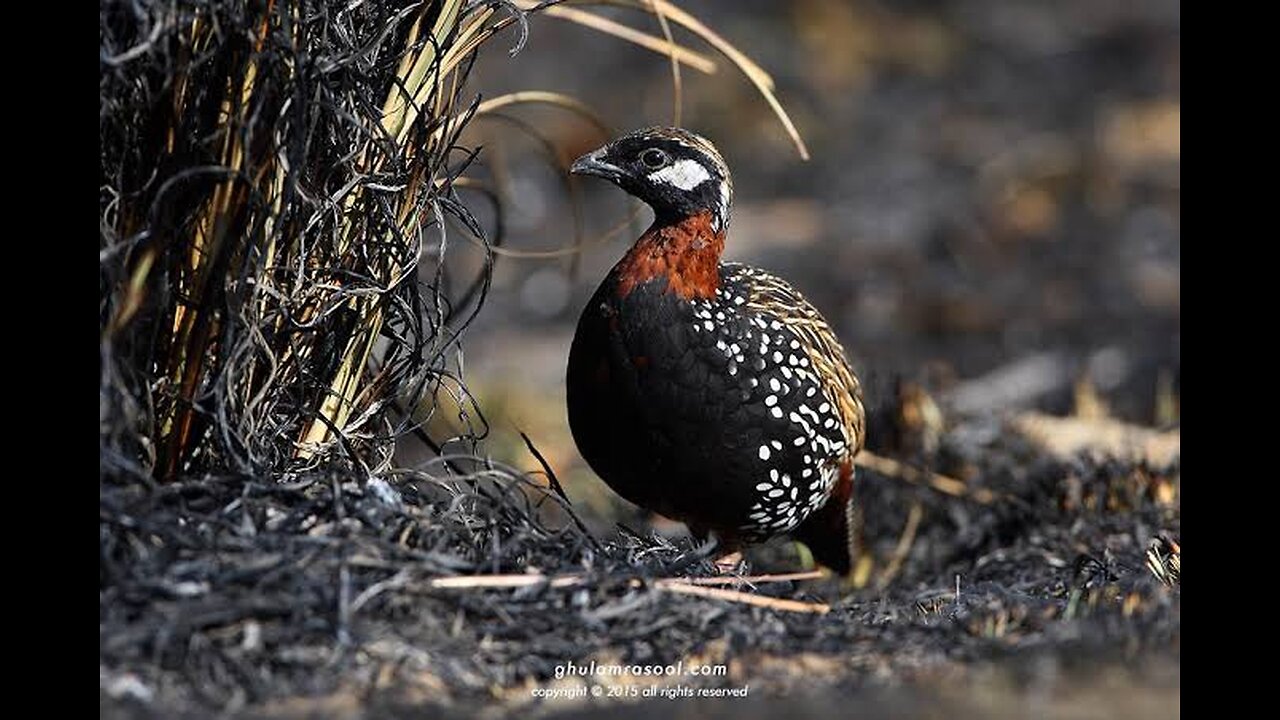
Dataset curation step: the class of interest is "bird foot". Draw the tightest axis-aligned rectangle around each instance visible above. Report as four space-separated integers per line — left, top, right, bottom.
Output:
714 551 744 574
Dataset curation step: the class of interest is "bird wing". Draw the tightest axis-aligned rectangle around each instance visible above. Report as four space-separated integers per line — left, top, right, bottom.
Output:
735 265 866 459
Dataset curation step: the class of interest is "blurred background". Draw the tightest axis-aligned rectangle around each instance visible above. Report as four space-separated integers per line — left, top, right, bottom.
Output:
407 0 1179 535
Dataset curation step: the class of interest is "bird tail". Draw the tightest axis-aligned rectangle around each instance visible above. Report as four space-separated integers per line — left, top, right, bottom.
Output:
793 458 861 576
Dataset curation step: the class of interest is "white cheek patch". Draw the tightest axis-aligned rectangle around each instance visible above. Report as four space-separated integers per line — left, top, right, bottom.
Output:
649 158 712 191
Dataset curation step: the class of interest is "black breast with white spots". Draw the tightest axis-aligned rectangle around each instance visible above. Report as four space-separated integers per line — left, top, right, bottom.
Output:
569 261 855 543
694 263 852 540
567 127 866 554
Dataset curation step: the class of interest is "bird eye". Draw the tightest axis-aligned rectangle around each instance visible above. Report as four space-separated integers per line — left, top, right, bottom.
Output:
640 148 668 169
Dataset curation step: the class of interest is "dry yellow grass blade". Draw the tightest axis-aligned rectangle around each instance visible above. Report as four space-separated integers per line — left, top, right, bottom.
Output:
671 571 825 586
439 7 503 76
876 501 923 591
301 3 465 456
534 4 717 75
109 247 156 335
424 570 833 607
1010 412 1181 467
636 0 806 159
437 2 718 80
524 0 806 159
161 21 265 470
453 201 644 259
654 580 830 614
298 319 384 454
474 90 607 125
429 574 588 589
617 0 777 92
393 11 426 81
646 0 683 126
432 90 624 261
383 0 463 144
856 450 1003 505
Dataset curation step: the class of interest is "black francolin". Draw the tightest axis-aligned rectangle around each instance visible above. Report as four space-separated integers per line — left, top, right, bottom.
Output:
566 127 866 574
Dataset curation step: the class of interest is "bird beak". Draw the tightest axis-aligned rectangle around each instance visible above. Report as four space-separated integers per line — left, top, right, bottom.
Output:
569 148 620 180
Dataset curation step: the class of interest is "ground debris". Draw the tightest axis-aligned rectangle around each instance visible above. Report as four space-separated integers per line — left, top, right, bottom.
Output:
1010 412 1180 466
101 414 1179 717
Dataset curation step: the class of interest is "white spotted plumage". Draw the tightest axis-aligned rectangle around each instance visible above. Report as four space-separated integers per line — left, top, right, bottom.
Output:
691 263 861 541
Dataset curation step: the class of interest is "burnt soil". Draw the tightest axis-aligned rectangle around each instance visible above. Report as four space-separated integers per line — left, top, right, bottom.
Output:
100 422 1179 718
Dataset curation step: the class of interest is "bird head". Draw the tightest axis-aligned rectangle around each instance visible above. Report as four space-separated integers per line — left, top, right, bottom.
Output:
570 127 734 233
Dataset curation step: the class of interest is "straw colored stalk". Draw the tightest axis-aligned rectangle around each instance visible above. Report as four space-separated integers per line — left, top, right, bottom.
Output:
297 1 464 457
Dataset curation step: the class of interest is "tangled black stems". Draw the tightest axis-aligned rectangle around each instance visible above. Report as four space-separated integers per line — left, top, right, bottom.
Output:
100 0 511 481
